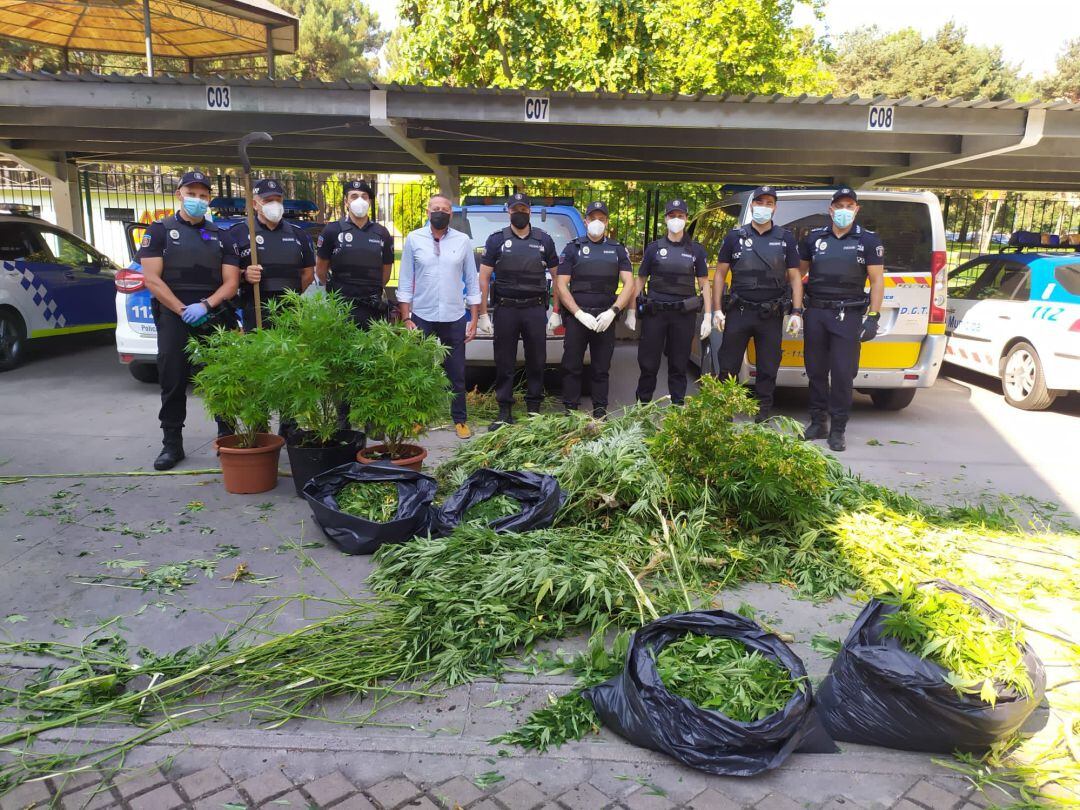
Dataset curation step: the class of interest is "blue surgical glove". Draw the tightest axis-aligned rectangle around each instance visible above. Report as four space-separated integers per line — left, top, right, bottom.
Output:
181 302 209 324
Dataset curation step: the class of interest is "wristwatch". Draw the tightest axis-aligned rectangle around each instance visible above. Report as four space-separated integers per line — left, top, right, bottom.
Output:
612 304 622 314
866 310 880 318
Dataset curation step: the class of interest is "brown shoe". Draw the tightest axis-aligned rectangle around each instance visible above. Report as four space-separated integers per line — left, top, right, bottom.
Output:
454 422 472 439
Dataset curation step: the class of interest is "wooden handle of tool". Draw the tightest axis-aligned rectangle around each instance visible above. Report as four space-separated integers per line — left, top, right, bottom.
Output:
243 173 262 330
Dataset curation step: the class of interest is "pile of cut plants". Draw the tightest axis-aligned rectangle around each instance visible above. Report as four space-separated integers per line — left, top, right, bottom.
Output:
336 481 400 523
1 378 1077 804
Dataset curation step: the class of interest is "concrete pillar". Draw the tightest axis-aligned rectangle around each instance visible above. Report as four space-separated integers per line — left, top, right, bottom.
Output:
436 166 461 205
2 150 84 237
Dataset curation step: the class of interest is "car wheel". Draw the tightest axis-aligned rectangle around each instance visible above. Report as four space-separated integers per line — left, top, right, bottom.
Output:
869 388 917 410
0 309 28 372
1002 342 1056 410
128 362 159 384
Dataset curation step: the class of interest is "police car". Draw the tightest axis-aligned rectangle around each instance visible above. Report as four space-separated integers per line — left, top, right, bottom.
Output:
945 232 1080 410
692 188 949 410
0 204 118 371
115 198 323 382
451 196 587 366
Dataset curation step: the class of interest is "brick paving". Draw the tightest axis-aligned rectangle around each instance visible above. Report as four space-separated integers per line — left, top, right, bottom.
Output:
0 768 986 810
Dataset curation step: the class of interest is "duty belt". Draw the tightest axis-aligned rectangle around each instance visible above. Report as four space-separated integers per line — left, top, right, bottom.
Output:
638 294 703 315
806 295 868 310
497 295 546 308
729 293 789 317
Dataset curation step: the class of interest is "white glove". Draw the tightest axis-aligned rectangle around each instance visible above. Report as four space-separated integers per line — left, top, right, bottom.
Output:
574 309 599 331
547 311 562 333
712 310 726 332
699 315 712 341
476 313 493 336
624 308 637 332
594 308 616 332
784 313 803 337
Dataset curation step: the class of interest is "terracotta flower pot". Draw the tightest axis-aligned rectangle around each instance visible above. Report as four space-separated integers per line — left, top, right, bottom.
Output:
357 443 428 472
214 433 285 494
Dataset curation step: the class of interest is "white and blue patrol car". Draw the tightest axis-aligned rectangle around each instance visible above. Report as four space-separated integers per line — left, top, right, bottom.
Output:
945 234 1080 409
0 205 118 371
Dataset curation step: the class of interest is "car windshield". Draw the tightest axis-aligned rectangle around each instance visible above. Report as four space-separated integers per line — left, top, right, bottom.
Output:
451 210 578 254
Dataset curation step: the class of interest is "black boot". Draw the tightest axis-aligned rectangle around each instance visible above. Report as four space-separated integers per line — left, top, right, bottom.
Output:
525 400 542 416
754 407 771 424
592 406 608 419
489 404 515 432
803 418 828 440
215 418 234 439
154 428 185 471
827 430 846 452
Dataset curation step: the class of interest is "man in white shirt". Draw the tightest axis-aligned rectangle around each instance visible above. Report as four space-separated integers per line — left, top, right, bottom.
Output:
397 193 481 439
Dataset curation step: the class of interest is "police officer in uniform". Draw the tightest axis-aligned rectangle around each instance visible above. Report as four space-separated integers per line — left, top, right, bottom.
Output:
552 201 635 417
476 192 559 428
712 186 804 422
630 199 711 406
315 179 393 327
798 188 884 451
233 178 315 330
137 170 241 470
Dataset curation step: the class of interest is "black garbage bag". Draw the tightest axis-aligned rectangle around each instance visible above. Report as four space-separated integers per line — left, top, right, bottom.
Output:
430 469 564 537
584 610 836 777
816 580 1046 753
302 461 437 555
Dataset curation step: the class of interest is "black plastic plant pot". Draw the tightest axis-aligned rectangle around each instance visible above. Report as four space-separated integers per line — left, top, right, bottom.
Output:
285 430 365 497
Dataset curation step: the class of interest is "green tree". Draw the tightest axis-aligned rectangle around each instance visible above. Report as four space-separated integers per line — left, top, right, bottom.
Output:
1038 38 1080 102
389 0 831 95
275 0 387 81
831 22 1027 100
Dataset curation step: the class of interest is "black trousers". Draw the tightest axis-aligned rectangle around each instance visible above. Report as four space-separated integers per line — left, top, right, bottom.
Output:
635 309 695 405
561 309 616 411
494 304 546 409
717 307 784 409
414 314 467 424
152 301 234 432
803 306 864 431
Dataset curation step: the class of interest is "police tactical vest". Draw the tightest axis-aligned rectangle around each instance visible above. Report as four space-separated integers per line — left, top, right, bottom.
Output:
240 222 306 300
569 236 621 298
329 217 385 297
646 238 698 298
731 226 788 294
494 226 548 299
807 228 868 301
160 217 224 295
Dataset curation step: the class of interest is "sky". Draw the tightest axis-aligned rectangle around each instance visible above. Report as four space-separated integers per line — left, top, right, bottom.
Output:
365 0 1071 80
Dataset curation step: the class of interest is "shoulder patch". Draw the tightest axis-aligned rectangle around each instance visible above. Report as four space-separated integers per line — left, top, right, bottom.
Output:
140 234 151 247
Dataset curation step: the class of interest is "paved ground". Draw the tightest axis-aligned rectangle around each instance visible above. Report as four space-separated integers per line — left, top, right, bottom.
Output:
1 338 1077 810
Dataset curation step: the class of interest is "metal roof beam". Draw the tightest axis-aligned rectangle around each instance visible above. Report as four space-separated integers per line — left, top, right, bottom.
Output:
369 89 458 200
864 109 1046 188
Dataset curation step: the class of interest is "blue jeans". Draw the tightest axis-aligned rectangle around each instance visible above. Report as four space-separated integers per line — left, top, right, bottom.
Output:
413 314 468 423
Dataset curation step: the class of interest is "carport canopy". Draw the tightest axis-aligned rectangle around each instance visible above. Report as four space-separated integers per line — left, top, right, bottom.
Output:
3 71 1080 200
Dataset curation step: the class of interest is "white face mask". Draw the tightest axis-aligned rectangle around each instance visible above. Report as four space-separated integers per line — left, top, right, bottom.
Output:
349 197 370 218
587 219 606 238
260 201 284 223
667 217 686 235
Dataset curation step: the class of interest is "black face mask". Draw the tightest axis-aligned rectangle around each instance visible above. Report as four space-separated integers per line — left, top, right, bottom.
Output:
510 211 530 229
429 211 451 230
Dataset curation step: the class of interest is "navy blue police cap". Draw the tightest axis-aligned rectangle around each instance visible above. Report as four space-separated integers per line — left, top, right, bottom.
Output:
345 179 374 197
179 170 211 190
751 185 778 202
507 192 531 209
254 178 284 198
585 201 609 216
831 187 858 204
665 198 688 215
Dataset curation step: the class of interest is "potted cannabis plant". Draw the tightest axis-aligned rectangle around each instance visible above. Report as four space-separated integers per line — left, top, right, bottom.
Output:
260 291 368 496
188 328 281 494
353 320 451 471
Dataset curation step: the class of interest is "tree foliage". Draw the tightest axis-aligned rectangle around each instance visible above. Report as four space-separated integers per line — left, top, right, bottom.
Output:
830 22 1027 100
389 0 831 95
1038 37 1080 102
275 0 387 81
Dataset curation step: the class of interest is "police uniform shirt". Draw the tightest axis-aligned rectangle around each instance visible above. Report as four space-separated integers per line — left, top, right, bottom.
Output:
316 218 394 293
557 237 631 308
481 227 559 271
137 212 240 304
717 225 800 302
234 219 315 297
797 225 884 302
637 236 709 302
